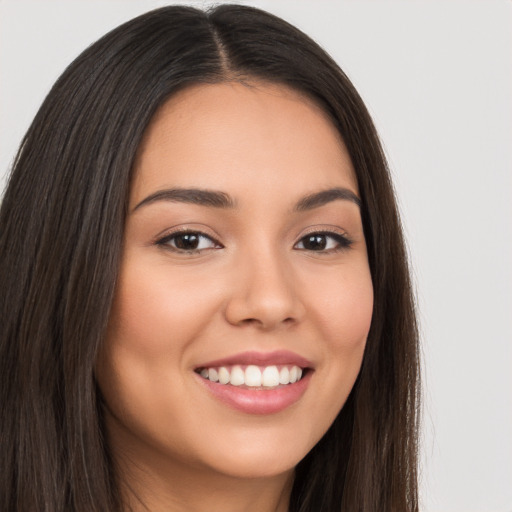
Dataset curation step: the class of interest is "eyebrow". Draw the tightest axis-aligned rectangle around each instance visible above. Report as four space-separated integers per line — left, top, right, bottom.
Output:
293 187 361 211
133 188 236 212
132 186 361 213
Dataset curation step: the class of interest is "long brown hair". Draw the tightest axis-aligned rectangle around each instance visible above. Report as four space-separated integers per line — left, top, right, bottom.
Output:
0 5 420 511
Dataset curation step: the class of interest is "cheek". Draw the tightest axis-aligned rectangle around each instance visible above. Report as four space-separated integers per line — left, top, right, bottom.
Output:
106 259 222 360
304 262 373 409
96 260 221 456
96 259 223 430
310 264 374 351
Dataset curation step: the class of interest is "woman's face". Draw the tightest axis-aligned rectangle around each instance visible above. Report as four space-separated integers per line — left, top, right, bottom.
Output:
96 82 373 482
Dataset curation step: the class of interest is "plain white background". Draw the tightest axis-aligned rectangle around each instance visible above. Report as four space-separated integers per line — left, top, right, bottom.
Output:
1 1 511 511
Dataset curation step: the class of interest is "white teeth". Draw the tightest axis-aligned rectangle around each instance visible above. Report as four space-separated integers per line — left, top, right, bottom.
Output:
230 365 245 386
262 366 280 387
200 364 305 388
245 365 262 387
218 367 230 384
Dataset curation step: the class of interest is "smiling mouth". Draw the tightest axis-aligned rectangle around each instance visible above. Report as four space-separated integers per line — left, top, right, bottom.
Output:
195 364 308 389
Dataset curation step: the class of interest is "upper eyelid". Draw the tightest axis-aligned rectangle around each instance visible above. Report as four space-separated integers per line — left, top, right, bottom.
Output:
294 231 353 248
156 227 348 240
156 230 222 247
295 225 352 242
298 226 348 238
154 226 221 244
155 227 352 253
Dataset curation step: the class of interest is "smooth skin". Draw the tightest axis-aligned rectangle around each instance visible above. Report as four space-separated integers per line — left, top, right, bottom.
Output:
95 81 374 512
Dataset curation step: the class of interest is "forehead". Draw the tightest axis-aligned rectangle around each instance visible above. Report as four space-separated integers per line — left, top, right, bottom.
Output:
131 81 358 206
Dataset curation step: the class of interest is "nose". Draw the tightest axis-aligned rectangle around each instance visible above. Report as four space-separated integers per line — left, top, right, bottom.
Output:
224 247 306 331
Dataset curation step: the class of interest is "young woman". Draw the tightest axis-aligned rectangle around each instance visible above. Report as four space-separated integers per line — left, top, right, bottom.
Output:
0 5 420 511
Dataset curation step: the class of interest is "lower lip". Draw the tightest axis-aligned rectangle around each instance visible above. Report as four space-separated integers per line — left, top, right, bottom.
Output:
197 371 312 415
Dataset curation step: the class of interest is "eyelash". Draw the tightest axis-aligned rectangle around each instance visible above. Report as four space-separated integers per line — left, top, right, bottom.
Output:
155 229 353 255
294 230 353 253
156 230 222 253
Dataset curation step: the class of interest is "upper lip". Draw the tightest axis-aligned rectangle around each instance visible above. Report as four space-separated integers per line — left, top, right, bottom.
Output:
196 350 313 369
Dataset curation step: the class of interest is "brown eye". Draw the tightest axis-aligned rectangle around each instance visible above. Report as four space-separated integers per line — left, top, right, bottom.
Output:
301 234 328 251
173 233 200 250
157 231 220 253
295 232 352 252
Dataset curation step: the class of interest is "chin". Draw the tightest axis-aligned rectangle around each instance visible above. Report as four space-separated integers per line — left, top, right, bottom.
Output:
203 451 300 480
183 422 320 481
